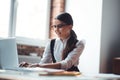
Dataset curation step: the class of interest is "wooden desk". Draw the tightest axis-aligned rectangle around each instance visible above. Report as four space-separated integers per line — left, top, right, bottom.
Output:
0 69 120 80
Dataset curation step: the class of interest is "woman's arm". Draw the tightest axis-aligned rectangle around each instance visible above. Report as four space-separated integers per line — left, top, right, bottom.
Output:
29 62 61 69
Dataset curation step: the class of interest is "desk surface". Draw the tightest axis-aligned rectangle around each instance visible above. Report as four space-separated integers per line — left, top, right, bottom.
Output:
0 69 120 80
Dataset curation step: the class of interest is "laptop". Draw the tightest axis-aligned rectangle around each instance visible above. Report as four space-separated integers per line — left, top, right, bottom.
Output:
0 37 19 69
0 37 64 73
0 37 37 72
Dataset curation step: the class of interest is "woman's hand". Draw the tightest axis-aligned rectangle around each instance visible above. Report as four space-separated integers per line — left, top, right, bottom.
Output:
19 62 30 67
19 62 41 68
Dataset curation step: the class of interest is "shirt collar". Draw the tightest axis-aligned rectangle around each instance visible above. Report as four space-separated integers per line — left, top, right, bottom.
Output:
59 36 70 43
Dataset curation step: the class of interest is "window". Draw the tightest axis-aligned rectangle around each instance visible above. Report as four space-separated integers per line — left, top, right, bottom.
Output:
0 0 11 38
15 0 50 46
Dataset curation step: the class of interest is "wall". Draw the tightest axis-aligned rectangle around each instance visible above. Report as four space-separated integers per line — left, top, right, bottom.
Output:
65 0 102 74
100 0 120 73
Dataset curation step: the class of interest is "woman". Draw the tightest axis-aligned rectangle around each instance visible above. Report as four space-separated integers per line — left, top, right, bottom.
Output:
20 12 85 72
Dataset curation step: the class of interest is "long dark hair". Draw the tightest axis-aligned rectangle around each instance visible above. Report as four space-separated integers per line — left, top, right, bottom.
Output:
55 12 78 59
62 30 78 60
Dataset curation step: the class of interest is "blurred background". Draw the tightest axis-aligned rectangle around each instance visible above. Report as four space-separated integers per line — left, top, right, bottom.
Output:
0 0 120 74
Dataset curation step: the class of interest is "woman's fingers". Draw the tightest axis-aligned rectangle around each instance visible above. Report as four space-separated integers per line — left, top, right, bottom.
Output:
19 62 29 67
19 62 41 68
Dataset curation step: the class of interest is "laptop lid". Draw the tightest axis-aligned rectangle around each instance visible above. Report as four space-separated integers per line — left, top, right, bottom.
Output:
0 37 19 69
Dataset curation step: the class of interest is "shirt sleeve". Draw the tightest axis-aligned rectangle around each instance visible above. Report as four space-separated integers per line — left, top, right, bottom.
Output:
39 41 52 64
59 40 85 70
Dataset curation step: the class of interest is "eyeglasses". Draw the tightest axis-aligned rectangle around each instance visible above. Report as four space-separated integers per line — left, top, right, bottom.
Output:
52 23 67 28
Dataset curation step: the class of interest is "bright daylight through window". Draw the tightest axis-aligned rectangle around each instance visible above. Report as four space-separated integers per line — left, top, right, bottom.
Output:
15 0 50 45
0 0 10 38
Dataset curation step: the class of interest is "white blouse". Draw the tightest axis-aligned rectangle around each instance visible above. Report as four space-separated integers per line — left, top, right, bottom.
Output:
39 38 85 70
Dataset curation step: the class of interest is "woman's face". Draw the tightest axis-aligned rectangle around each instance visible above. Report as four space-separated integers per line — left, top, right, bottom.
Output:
53 19 72 40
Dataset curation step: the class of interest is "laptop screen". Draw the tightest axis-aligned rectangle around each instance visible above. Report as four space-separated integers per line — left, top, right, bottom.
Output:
0 37 19 69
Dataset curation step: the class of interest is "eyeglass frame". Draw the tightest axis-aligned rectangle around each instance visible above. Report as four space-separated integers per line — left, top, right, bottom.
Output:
52 23 67 28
